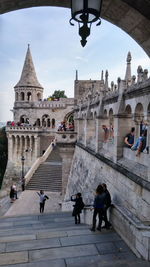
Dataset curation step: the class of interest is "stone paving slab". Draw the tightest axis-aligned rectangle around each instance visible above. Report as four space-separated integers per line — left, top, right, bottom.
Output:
0 224 88 237
0 251 28 266
60 232 121 246
0 243 6 253
0 234 36 243
29 244 98 262
34 228 93 239
0 222 14 228
0 259 66 267
6 238 61 252
65 251 138 267
37 230 68 239
95 242 119 254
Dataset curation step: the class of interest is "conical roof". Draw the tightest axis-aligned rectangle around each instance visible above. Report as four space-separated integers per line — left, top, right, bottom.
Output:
14 45 43 89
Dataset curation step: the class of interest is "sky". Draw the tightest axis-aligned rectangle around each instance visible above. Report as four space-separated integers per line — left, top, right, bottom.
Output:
0 6 149 122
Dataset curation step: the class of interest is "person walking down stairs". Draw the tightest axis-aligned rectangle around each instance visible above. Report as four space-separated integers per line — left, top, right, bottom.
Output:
36 190 49 213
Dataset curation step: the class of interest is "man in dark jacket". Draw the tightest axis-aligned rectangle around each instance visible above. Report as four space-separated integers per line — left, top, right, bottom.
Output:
102 183 112 229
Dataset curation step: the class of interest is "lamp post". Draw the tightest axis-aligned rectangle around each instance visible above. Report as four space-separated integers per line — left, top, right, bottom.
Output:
21 155 25 191
70 0 103 47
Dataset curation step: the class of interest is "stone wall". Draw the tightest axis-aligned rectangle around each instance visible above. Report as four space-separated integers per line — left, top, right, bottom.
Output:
65 145 150 222
64 144 150 260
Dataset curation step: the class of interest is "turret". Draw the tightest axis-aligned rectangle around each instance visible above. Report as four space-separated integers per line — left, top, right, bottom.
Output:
14 44 44 102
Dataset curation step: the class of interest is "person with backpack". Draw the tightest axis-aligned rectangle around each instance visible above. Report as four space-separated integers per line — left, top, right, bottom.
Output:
102 183 112 229
90 184 106 232
71 193 85 224
36 190 49 213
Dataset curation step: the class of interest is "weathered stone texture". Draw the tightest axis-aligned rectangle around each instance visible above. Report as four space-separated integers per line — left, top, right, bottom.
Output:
65 146 150 222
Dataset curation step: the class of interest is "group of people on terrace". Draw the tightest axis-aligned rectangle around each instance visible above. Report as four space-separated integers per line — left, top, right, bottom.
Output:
124 122 149 156
102 121 149 156
71 183 111 232
58 121 74 132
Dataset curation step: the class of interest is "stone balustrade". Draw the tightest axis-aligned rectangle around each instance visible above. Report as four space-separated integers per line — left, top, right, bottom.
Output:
6 126 40 132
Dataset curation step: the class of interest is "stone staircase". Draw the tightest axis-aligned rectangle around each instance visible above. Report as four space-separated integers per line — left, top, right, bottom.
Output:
0 211 149 267
26 147 62 192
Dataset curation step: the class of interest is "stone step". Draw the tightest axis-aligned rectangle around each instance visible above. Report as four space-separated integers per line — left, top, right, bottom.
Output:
26 148 62 191
0 211 148 267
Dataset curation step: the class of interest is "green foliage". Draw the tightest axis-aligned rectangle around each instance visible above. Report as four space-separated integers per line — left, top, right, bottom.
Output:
0 127 8 188
48 90 67 100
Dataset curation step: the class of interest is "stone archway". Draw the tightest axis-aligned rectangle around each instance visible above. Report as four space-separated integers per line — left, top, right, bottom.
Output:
0 0 150 56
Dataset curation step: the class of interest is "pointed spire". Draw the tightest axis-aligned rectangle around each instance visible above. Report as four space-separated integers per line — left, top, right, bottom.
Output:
75 70 78 80
101 70 104 80
124 51 132 84
15 45 43 88
105 70 109 90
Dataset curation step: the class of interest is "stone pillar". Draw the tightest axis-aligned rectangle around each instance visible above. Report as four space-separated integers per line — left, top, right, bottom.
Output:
84 119 87 147
16 136 20 160
95 117 104 153
34 136 40 158
86 118 96 150
148 127 150 182
7 135 13 161
113 114 132 162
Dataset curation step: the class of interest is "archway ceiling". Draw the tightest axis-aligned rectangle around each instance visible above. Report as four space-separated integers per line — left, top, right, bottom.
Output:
0 0 150 57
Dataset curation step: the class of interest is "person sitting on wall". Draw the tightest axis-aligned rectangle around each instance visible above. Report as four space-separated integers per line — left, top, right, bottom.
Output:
124 127 135 148
102 125 109 142
131 130 147 156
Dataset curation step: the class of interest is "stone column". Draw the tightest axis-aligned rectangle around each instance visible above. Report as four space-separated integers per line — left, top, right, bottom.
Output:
7 135 13 161
34 136 40 158
84 119 87 147
95 117 104 153
148 127 150 182
113 114 131 162
86 118 95 150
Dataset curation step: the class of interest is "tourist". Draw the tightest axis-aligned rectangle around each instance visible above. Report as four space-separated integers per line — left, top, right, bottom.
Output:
9 185 15 203
124 127 135 148
36 190 49 213
131 130 147 156
21 178 25 191
102 183 112 229
90 184 106 232
71 193 85 224
102 125 109 142
109 123 114 140
12 184 18 199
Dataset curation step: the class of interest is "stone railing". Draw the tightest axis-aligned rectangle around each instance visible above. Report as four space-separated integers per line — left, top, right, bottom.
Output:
24 140 54 185
123 147 149 166
6 126 40 132
56 132 77 143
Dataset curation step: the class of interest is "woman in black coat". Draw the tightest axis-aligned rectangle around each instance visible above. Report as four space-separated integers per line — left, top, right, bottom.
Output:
71 193 84 224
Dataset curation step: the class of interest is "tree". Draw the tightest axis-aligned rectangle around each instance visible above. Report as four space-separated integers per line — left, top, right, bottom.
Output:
48 90 67 100
0 127 8 188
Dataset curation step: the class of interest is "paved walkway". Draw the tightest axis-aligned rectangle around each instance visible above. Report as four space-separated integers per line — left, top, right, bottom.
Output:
3 190 62 216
